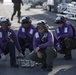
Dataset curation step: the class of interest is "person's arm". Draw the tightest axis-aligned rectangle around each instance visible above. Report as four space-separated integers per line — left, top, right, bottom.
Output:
59 25 73 38
12 0 14 3
17 27 26 39
33 35 38 50
12 0 17 4
21 0 24 6
11 30 22 52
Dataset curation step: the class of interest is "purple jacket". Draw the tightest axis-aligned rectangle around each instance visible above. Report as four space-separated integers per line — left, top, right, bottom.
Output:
33 30 54 50
0 28 21 54
17 24 35 46
55 24 74 40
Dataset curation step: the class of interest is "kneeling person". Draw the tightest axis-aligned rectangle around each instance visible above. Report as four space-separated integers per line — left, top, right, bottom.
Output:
17 16 35 57
55 16 76 60
28 20 57 71
0 17 23 67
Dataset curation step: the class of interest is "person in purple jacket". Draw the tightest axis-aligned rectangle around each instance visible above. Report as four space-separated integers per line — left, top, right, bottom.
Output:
17 16 35 57
0 17 23 67
55 16 76 60
28 20 57 71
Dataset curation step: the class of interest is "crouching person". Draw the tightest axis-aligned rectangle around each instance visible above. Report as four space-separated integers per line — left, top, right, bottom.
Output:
17 16 35 57
55 16 76 60
28 20 57 71
0 17 23 67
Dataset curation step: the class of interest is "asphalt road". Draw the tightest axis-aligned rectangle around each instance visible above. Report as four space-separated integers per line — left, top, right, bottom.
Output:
0 2 76 75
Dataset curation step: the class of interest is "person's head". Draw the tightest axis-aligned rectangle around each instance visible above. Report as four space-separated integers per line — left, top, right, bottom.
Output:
0 17 11 30
36 20 48 33
55 16 66 27
21 16 31 28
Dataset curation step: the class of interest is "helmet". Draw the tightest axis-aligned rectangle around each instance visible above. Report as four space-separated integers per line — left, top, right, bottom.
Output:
37 20 48 31
55 16 66 24
21 16 31 24
37 20 47 25
0 17 11 26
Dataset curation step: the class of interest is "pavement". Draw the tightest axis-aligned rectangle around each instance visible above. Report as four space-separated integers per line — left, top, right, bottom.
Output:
0 2 76 75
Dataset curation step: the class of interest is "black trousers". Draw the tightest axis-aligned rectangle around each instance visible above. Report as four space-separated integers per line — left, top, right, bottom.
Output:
2 41 16 65
12 3 21 18
18 38 33 55
28 47 57 67
57 37 76 55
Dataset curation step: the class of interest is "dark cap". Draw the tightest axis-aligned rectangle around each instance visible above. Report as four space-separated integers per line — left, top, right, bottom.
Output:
0 17 11 26
21 16 31 24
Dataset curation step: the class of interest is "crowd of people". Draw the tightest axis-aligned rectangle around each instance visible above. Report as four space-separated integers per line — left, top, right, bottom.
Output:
0 15 76 72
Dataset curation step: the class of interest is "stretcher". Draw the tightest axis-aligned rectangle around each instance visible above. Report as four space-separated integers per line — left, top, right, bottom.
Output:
16 56 41 68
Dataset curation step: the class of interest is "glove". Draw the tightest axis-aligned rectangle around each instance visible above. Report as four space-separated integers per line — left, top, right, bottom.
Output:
56 43 61 51
1 53 6 61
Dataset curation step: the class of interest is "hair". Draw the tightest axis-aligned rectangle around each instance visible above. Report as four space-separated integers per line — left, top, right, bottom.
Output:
37 21 48 32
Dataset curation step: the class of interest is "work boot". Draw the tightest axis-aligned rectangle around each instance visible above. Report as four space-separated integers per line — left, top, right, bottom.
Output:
41 64 47 71
46 66 53 71
64 54 72 60
11 64 19 68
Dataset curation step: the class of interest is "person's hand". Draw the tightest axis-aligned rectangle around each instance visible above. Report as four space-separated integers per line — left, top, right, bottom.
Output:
1 53 6 61
58 36 61 40
18 52 24 59
8 34 13 41
56 43 61 51
37 51 43 59
35 47 40 53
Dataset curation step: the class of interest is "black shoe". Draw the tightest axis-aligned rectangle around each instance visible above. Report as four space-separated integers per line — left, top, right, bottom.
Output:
41 64 47 71
64 55 72 60
16 55 24 59
46 66 53 71
11 64 19 68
